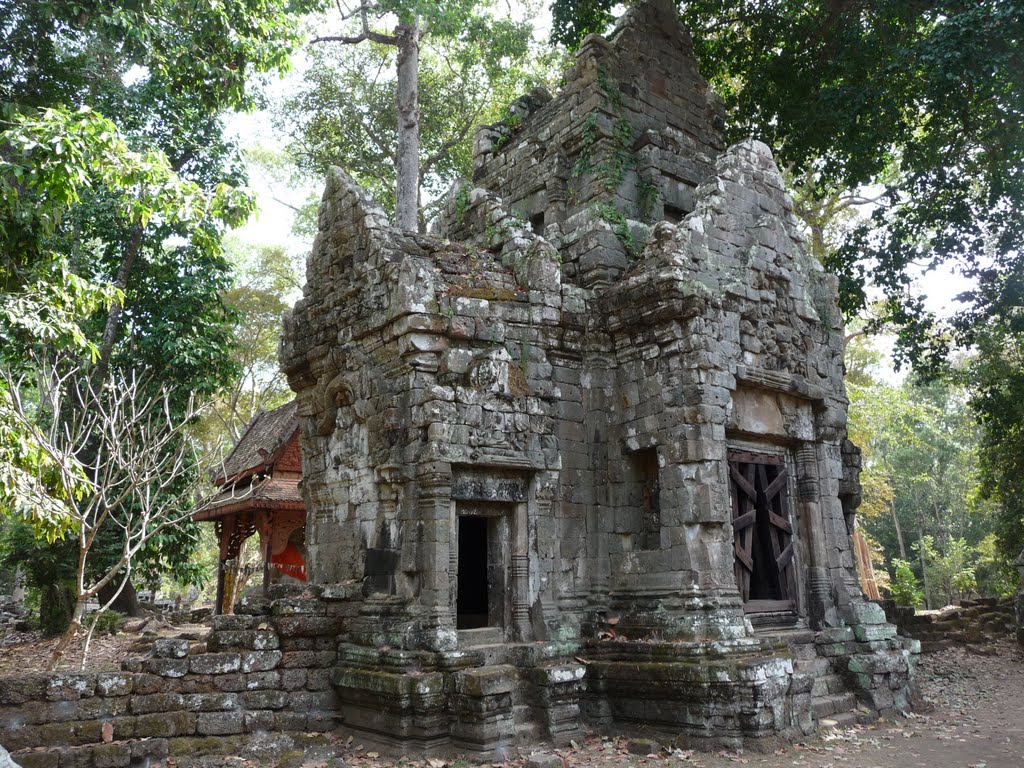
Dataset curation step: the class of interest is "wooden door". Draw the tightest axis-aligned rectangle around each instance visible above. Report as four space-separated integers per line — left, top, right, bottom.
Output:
729 451 796 612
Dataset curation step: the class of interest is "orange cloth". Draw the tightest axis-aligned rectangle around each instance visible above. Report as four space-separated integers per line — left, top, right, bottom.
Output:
269 542 307 582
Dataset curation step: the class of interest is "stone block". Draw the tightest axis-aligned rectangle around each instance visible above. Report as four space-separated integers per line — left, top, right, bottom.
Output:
132 708 195 741
152 639 190 659
211 674 246 693
129 673 166 695
274 616 339 637
96 673 133 697
243 709 276 733
143 658 189 678
271 598 326 616
243 671 282 690
0 674 48 705
189 653 241 675
130 737 169 761
45 674 96 701
816 627 854 644
183 692 238 712
239 651 283 673
207 630 279 652
237 595 272 616
9 750 59 768
129 693 184 715
210 614 259 632
90 742 131 767
849 602 887 626
453 666 517 697
240 690 288 710
196 711 244 736
280 669 307 691
854 624 898 642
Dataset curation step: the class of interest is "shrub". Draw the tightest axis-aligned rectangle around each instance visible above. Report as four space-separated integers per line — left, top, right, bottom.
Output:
889 558 924 608
90 610 126 636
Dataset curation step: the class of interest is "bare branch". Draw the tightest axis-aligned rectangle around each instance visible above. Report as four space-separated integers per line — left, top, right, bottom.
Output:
311 5 398 46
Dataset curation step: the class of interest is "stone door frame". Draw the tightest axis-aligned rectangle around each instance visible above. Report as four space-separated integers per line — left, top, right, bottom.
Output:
448 466 532 644
726 445 803 622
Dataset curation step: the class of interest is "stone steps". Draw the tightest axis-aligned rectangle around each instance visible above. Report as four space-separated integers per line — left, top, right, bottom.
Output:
811 691 857 720
809 673 848 698
885 596 1016 652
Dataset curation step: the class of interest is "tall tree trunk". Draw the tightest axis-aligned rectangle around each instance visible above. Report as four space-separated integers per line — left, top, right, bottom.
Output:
394 19 419 232
891 498 908 561
93 224 144 383
917 525 930 610
98 579 141 618
49 598 87 670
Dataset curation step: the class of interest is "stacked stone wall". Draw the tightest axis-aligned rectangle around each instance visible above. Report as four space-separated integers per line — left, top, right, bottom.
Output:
882 596 1016 653
0 591 343 767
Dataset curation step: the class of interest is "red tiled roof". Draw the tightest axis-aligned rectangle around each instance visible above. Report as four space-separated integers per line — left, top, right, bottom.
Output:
194 477 303 521
213 400 298 486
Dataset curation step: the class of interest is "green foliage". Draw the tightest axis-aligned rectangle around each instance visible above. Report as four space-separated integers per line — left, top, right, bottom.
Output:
962 323 1024 571
913 535 982 607
1 0 297 601
454 184 472 225
283 1 553 220
552 1 1024 373
889 558 924 608
0 0 300 113
594 203 637 258
847 340 1012 602
90 609 125 636
0 519 77 633
194 241 300 454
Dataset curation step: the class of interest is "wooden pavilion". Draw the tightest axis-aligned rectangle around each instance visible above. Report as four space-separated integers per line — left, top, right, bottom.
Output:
196 400 307 614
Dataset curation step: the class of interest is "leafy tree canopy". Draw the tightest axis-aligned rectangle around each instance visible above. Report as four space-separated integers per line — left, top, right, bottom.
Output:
284 0 552 224
1 0 301 606
551 0 1024 371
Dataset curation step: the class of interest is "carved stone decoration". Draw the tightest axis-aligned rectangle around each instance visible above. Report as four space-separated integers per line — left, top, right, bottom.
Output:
278 0 916 757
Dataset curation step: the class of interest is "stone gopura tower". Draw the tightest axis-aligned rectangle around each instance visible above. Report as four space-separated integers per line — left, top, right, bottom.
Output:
280 0 917 755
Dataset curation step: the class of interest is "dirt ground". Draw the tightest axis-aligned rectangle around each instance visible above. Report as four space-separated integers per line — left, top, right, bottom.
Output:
1 629 1020 768
0 620 208 675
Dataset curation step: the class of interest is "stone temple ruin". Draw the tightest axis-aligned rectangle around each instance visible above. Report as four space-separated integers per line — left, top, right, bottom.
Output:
275 0 918 755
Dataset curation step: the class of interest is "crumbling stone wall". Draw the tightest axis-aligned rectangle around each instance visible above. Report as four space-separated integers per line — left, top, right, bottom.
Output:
273 0 917 755
0 590 343 767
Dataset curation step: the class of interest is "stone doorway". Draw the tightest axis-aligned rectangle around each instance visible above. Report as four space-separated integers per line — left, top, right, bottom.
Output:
729 451 797 613
455 503 511 632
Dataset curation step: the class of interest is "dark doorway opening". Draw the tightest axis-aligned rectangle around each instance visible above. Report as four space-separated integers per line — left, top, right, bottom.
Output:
729 451 797 613
530 211 545 237
457 516 489 629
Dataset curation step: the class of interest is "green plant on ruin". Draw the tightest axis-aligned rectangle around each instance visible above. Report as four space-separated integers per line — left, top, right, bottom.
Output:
638 176 662 221
519 340 532 382
574 113 600 178
595 202 638 258
570 69 650 256
454 183 472 225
